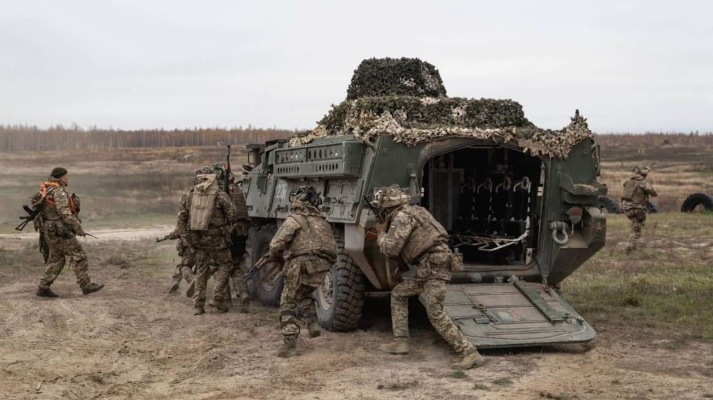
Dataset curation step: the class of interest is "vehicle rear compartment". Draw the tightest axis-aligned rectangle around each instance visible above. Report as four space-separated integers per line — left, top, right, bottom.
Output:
421 146 543 268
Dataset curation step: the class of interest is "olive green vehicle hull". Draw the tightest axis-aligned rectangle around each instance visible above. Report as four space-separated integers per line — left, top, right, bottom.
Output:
243 133 606 348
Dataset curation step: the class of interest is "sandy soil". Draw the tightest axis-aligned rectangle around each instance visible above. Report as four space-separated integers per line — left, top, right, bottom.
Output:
1 235 712 400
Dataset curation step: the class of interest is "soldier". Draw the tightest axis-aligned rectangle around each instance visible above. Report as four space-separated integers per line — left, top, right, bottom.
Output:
164 222 196 295
226 174 251 313
268 186 336 358
35 167 104 297
621 164 657 253
373 185 484 369
177 171 238 315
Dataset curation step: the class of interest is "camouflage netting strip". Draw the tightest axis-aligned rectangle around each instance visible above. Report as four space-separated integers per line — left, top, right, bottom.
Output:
317 96 529 133
290 106 593 159
346 58 447 100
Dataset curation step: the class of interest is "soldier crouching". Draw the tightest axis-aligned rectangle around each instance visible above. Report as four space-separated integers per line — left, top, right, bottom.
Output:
268 186 337 358
373 185 484 369
35 167 104 297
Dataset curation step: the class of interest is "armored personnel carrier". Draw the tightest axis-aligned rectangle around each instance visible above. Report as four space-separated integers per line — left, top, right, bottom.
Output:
242 58 607 348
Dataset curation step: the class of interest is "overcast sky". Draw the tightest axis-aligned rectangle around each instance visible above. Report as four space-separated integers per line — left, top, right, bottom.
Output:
1 0 711 133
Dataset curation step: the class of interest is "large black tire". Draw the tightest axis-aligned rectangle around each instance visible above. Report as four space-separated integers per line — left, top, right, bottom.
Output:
646 201 660 214
315 226 365 332
680 192 713 213
245 224 283 307
598 195 621 214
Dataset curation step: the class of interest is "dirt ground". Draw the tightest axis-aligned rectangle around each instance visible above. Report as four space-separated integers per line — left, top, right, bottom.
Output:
0 231 711 400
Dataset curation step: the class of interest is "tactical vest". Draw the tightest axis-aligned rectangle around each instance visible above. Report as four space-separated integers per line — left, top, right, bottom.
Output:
41 186 73 237
395 205 449 264
286 212 337 264
622 178 647 205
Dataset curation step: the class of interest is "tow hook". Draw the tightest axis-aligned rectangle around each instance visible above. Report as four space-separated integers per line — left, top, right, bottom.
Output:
549 221 570 245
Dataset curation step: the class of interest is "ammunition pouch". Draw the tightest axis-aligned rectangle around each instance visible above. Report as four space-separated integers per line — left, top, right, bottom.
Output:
44 219 73 238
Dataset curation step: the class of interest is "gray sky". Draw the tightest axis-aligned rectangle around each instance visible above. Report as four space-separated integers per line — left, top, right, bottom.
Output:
1 0 711 133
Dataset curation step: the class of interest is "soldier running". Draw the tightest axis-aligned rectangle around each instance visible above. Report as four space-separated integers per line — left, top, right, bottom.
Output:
621 164 657 254
35 167 104 297
373 185 484 369
177 171 238 315
268 186 336 357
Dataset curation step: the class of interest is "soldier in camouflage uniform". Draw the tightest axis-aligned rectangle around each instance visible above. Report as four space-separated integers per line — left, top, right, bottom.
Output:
166 221 196 295
268 186 337 357
35 167 104 297
226 179 251 312
621 165 657 254
374 185 484 369
177 171 238 315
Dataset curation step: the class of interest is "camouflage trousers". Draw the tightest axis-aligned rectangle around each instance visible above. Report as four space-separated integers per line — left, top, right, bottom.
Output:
391 278 476 357
623 206 647 251
279 255 330 340
228 254 249 300
228 234 249 300
172 253 196 283
192 247 232 308
38 235 91 290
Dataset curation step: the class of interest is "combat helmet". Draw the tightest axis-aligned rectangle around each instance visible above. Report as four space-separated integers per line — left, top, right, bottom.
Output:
373 185 410 209
632 165 651 176
289 185 321 208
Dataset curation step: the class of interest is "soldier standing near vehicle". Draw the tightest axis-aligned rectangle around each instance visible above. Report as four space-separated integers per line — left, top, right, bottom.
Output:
268 186 336 357
373 185 484 369
622 165 657 254
177 172 238 315
226 175 251 312
163 220 196 295
35 167 104 297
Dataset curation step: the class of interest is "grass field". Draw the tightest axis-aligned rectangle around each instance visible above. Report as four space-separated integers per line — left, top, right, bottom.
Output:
1 141 712 399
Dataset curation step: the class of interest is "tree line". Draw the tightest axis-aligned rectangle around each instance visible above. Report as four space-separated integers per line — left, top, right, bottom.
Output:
0 124 296 152
594 132 713 148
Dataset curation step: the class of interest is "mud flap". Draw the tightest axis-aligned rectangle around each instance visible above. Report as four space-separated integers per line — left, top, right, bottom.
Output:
432 281 595 349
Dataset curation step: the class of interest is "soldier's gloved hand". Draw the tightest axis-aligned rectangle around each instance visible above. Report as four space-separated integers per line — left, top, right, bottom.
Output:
76 227 87 237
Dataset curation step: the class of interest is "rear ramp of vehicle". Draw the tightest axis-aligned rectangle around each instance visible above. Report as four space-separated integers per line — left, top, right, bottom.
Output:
437 281 595 348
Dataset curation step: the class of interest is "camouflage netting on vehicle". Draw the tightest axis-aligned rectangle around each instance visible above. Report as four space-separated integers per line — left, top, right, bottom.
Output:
289 58 593 159
346 58 447 99
290 96 593 159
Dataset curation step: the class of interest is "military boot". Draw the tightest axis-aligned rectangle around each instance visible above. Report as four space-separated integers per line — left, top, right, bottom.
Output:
207 299 216 308
452 350 485 370
82 283 105 295
239 293 250 314
277 337 298 358
194 306 205 315
36 287 59 298
168 279 181 295
379 338 409 355
306 317 321 338
186 280 195 298
214 299 229 313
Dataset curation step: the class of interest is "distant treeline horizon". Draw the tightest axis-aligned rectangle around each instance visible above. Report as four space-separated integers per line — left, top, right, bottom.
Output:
0 124 711 152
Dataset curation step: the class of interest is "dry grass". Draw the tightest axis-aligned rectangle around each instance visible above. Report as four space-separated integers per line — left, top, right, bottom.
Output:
564 213 713 340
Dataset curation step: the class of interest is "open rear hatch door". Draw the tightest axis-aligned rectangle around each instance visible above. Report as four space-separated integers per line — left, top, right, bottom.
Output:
435 281 595 348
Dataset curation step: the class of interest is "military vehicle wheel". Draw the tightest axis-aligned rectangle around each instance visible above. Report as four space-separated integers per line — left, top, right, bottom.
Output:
597 195 621 214
246 224 283 307
315 226 365 332
680 192 713 213
647 201 660 213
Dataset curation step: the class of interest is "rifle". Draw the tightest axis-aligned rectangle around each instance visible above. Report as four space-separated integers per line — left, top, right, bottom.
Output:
156 234 174 243
16 204 41 231
241 254 283 287
224 143 231 193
